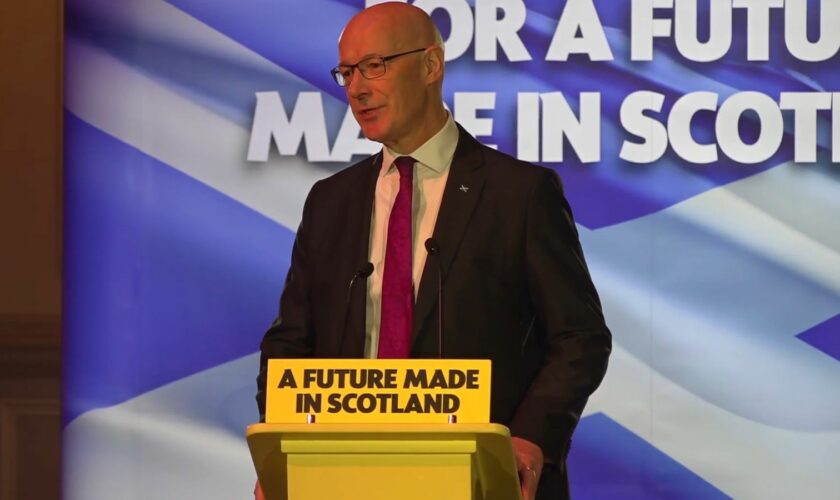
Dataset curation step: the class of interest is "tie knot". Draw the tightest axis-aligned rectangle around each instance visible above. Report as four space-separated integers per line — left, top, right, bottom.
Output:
394 156 415 178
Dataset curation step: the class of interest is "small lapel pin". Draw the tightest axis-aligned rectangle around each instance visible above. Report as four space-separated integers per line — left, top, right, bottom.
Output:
459 184 470 193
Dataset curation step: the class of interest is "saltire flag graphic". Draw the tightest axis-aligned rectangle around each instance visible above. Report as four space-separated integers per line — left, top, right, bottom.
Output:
63 0 840 498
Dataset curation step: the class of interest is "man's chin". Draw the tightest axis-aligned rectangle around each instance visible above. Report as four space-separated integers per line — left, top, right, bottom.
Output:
360 126 386 144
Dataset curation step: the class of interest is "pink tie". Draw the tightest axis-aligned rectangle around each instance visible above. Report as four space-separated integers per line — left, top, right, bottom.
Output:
378 156 415 358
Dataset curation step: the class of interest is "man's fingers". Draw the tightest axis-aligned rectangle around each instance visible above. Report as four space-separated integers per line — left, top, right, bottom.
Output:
512 437 543 500
519 465 538 500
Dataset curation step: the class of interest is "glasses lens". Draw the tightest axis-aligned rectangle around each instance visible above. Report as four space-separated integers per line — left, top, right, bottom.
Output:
359 57 386 79
331 67 349 86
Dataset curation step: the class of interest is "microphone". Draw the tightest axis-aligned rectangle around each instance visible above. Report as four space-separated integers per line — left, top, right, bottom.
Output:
340 262 374 355
347 262 374 303
425 238 444 359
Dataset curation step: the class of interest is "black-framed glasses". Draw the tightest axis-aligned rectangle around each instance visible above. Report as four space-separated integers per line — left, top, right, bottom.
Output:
330 47 427 87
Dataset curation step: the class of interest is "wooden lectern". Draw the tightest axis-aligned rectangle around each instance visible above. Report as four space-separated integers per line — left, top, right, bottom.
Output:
247 422 522 500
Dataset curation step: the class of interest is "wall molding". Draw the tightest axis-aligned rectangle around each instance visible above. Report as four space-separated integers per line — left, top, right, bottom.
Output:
0 314 60 350
0 398 60 500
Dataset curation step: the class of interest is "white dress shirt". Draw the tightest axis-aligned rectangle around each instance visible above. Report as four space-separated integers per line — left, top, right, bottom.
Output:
364 113 459 358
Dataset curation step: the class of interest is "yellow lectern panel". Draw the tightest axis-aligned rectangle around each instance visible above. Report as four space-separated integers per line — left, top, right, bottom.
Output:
265 359 491 424
247 423 521 500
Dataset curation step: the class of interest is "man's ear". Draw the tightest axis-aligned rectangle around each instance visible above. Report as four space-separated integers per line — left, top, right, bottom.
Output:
424 46 445 84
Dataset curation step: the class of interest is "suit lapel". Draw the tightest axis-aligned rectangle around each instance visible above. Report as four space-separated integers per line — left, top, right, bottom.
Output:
343 152 382 357
412 126 486 346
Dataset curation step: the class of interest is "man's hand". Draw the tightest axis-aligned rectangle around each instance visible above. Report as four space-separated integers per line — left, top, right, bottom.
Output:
512 437 544 500
254 479 265 500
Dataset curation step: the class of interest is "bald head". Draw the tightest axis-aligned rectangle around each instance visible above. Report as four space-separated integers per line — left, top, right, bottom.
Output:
340 2 442 55
337 2 448 153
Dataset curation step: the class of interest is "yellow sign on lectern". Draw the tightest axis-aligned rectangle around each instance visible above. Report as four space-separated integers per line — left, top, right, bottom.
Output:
265 359 491 424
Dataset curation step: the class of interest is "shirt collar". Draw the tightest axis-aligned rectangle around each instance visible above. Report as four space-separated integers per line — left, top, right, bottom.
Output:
380 112 458 176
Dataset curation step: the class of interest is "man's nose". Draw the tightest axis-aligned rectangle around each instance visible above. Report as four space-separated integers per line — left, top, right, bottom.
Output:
346 68 369 100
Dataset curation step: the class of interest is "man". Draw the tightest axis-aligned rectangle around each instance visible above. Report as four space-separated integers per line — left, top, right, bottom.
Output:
256 3 611 499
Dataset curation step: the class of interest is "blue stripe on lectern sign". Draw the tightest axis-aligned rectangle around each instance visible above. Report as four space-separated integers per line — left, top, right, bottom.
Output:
63 0 840 498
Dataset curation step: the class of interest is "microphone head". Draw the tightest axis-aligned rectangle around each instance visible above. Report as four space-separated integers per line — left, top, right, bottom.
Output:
359 262 374 278
425 238 441 255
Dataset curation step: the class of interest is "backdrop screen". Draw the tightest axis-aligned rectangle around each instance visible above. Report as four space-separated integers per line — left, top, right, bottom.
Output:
64 0 840 498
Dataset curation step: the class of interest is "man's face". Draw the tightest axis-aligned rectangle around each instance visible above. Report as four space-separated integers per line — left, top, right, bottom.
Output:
338 30 427 149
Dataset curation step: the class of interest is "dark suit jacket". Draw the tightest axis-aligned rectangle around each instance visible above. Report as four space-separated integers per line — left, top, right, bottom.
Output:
258 124 611 473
